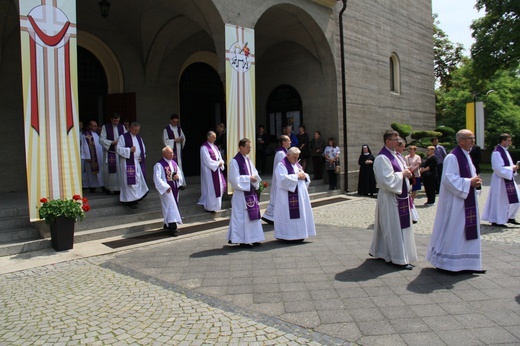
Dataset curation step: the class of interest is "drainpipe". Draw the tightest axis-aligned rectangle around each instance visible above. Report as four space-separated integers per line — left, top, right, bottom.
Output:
339 0 348 192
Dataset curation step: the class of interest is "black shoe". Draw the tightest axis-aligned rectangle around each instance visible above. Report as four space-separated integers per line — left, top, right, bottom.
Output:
239 243 253 248
412 220 418 224
404 264 413 270
491 223 507 228
508 219 520 225
168 223 177 231
460 269 487 274
261 217 274 225
253 242 262 246
163 223 168 229
205 209 217 214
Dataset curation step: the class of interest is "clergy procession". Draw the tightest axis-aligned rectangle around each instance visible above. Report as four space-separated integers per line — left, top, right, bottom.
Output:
80 115 320 248
368 128 520 275
80 116 520 274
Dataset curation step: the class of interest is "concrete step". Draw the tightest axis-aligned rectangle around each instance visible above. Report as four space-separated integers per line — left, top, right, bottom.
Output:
0 181 342 257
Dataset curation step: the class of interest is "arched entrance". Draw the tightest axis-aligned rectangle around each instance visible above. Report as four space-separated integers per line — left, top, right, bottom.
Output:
266 85 303 142
78 46 107 127
179 62 225 176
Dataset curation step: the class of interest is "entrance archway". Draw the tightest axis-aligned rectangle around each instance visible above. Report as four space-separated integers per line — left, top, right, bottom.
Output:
266 85 303 142
179 62 225 176
77 46 107 127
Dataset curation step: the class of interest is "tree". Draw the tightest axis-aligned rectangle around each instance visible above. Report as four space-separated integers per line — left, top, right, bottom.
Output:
471 0 520 79
391 123 445 149
433 14 465 90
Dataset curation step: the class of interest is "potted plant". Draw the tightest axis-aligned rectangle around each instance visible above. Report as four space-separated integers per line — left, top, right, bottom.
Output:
38 195 91 251
256 181 268 200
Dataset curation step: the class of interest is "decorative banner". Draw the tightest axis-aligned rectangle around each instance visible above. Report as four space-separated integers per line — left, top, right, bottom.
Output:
466 101 485 148
19 1 81 221
225 24 256 193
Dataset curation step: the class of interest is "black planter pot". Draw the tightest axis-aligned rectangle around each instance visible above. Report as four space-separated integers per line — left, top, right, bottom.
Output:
50 216 75 251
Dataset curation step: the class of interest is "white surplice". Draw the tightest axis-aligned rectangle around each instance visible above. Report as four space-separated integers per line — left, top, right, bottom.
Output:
99 124 126 192
262 150 287 221
427 149 482 272
273 161 316 240
116 134 149 202
370 148 417 265
163 125 186 186
198 143 226 212
80 131 104 188
153 160 184 226
482 147 520 224
227 155 265 244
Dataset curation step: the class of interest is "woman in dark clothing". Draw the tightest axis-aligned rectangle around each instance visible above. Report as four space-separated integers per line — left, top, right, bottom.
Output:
357 144 377 196
297 125 310 171
310 131 325 179
420 146 438 206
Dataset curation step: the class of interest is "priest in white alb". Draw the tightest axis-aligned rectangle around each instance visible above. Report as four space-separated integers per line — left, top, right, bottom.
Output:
262 135 291 224
154 146 183 235
273 147 316 241
482 133 520 227
427 129 485 273
198 131 226 212
81 120 104 193
227 138 265 247
163 114 187 186
99 113 126 194
116 122 149 208
370 130 417 270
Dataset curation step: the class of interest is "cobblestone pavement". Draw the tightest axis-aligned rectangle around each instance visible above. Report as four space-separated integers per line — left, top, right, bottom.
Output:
1 173 520 345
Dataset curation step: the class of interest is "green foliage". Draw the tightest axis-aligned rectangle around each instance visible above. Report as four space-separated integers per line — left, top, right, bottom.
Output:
471 0 520 79
434 126 456 138
390 123 412 138
433 14 465 90
38 195 91 224
410 131 443 139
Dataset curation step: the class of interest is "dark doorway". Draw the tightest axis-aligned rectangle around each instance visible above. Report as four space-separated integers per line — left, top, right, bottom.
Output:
77 46 108 128
179 62 225 176
266 85 303 142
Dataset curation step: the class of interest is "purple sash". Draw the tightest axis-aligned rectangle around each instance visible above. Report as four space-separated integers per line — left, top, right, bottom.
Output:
233 153 260 221
84 130 99 174
105 123 124 173
166 125 182 162
494 145 519 204
378 147 410 229
158 158 179 204
282 157 301 219
203 141 226 197
123 132 146 185
276 146 287 153
452 146 478 240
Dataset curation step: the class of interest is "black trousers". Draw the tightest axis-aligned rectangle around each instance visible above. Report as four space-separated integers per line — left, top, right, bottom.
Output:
423 174 436 204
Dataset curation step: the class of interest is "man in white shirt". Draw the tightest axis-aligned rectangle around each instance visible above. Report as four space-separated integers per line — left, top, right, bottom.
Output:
163 114 186 186
198 131 226 212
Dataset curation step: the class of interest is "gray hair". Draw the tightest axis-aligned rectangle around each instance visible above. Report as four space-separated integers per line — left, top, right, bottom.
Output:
207 131 216 138
287 147 301 156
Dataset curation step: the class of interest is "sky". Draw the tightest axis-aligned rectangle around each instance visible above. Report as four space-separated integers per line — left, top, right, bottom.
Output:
432 0 485 56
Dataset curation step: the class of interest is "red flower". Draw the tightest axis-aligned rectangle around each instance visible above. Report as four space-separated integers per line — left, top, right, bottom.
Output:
73 194 82 201
82 204 91 212
82 197 88 203
40 197 48 204
262 181 268 188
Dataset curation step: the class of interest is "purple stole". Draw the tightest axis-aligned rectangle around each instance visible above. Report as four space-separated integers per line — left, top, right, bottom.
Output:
165 125 182 162
451 146 478 240
203 141 227 198
84 130 99 174
276 146 287 154
105 123 125 173
233 153 260 221
158 158 179 204
494 145 519 204
122 132 146 185
282 157 301 219
378 147 410 229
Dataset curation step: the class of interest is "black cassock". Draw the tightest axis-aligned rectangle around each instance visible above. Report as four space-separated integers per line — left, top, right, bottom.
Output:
358 153 377 195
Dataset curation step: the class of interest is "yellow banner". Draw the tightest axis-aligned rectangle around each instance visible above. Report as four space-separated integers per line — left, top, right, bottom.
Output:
466 102 475 134
19 1 81 220
225 25 256 192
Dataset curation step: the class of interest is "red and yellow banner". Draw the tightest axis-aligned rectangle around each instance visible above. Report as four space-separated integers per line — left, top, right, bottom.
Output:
19 1 81 220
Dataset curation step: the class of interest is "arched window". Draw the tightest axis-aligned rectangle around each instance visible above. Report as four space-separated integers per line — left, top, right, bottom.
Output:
389 53 400 94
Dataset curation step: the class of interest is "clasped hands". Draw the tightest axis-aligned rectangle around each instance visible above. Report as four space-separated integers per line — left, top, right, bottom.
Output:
471 176 483 188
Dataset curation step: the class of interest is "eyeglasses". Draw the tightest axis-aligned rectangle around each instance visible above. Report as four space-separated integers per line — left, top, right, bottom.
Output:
462 137 475 140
